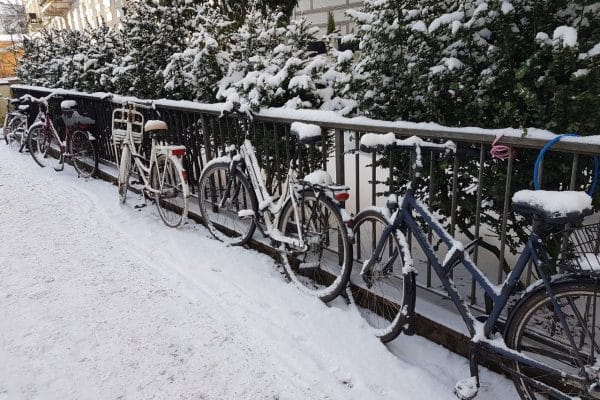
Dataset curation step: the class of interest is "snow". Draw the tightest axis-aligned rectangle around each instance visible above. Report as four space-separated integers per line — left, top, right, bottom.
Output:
0 141 517 400
411 21 427 33
552 26 578 47
303 169 334 186
290 121 321 140
360 133 456 154
60 100 77 109
144 119 168 131
588 43 600 57
428 11 465 33
512 190 592 216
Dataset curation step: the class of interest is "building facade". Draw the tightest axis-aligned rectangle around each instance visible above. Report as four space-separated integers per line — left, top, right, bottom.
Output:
294 0 363 36
25 0 121 31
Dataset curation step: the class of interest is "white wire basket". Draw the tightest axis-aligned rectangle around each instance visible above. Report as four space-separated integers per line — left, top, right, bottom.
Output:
112 108 144 145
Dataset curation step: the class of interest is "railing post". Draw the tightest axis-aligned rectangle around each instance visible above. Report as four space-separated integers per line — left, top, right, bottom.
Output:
335 129 345 185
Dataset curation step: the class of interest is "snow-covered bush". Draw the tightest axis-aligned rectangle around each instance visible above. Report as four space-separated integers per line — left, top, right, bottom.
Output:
163 4 232 102
217 4 355 114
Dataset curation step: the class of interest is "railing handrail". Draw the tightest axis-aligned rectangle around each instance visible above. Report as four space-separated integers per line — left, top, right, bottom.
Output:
12 83 600 155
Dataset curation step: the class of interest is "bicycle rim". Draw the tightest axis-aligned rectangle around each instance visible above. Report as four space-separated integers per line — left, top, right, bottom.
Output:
29 126 55 168
278 191 352 302
71 131 97 178
198 161 257 245
151 156 187 228
351 208 413 342
505 281 600 399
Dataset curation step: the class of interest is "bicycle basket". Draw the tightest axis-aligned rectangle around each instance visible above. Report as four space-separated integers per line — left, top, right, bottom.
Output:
554 223 600 276
112 108 144 145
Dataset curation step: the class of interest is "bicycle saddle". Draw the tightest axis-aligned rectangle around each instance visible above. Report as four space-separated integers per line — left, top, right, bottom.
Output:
512 190 593 225
290 122 321 145
144 120 169 140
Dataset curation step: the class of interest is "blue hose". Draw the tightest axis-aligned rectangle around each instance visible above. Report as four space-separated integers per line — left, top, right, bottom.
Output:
533 133 599 196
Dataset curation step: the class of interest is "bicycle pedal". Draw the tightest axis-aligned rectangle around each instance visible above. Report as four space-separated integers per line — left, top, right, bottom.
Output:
134 203 147 209
53 165 64 172
454 377 479 400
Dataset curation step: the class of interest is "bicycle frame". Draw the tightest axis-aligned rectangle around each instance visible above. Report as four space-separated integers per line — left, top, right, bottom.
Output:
366 150 595 396
238 139 306 250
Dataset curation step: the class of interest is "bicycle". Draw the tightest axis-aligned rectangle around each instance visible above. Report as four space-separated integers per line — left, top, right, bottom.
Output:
27 93 99 178
197 111 352 302
353 133 600 399
2 94 33 151
113 101 189 228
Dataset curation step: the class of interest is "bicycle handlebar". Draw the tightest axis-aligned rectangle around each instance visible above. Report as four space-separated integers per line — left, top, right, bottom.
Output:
360 133 456 154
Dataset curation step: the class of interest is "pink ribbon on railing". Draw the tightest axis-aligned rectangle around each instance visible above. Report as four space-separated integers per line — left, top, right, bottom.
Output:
490 133 516 160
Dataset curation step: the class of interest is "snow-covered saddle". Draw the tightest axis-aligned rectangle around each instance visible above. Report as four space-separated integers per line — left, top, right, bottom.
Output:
290 121 321 145
512 190 593 224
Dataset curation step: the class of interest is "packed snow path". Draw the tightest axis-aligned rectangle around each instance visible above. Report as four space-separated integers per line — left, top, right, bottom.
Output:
0 145 517 400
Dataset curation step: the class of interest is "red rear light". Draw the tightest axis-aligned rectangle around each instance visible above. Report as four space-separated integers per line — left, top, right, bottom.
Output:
172 148 185 157
335 192 350 202
181 170 188 183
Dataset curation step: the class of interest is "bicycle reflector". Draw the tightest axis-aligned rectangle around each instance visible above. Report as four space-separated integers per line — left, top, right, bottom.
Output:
172 148 186 157
334 192 350 202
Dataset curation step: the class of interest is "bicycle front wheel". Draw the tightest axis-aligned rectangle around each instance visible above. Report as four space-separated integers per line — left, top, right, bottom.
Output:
7 115 25 150
70 130 98 178
28 125 56 168
278 190 352 302
117 144 131 203
505 279 600 399
351 208 415 342
198 161 257 245
150 155 188 228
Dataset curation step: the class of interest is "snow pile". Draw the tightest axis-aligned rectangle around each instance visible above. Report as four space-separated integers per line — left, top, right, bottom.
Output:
512 190 592 216
303 169 334 186
360 133 456 153
291 121 321 140
553 26 578 48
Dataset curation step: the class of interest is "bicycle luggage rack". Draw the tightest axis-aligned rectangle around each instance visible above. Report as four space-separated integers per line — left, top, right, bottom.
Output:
554 222 600 275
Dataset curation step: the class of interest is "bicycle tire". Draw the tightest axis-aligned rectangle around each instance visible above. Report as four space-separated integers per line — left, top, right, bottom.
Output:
2 113 10 144
150 155 188 228
7 115 25 150
504 278 600 399
28 124 53 168
70 130 98 178
198 161 257 245
117 144 131 203
278 190 352 302
350 208 416 342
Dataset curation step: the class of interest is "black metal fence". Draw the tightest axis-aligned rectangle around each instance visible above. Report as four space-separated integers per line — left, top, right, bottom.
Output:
11 84 600 313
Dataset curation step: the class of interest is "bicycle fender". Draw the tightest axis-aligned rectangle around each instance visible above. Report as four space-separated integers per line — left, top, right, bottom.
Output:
168 155 190 199
503 274 598 336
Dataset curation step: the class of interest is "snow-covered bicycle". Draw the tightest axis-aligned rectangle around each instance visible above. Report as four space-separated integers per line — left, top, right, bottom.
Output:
2 94 32 151
27 93 98 178
113 101 189 228
197 111 352 301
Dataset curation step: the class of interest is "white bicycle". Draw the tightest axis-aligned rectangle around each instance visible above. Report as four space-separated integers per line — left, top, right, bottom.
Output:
112 101 189 227
197 111 352 301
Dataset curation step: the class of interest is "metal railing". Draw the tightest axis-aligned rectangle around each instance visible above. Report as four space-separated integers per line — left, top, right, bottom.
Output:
12 84 600 312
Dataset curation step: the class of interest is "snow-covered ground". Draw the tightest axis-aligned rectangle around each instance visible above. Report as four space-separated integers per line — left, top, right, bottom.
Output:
0 144 517 400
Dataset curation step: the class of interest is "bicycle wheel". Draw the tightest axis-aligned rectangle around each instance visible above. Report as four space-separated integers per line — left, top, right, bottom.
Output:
28 124 57 168
278 190 352 302
7 115 25 150
117 144 131 203
70 130 98 178
150 155 188 228
505 279 600 399
198 161 257 245
2 113 10 144
350 208 415 342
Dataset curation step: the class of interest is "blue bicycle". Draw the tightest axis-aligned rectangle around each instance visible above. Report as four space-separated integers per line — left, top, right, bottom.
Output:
352 133 600 399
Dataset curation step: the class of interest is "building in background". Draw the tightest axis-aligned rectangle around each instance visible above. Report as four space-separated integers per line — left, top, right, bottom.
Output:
24 0 121 31
294 0 362 37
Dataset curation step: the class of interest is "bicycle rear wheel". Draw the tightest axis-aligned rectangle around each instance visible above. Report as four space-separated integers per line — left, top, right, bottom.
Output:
198 161 257 245
70 130 98 178
351 208 415 342
150 155 188 228
505 279 600 399
278 190 352 302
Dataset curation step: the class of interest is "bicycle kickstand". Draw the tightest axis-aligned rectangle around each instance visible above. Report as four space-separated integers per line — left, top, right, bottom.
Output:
454 343 480 400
